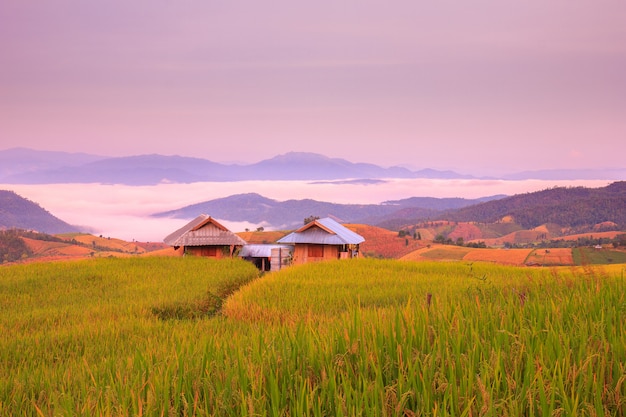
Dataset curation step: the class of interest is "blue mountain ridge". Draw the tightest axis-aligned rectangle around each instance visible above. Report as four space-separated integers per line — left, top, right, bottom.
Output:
3 148 622 185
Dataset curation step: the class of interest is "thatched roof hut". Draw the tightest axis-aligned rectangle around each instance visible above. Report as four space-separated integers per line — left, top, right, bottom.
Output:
164 214 246 258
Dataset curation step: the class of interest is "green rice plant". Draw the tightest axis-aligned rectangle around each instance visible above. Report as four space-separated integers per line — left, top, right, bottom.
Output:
0 257 259 416
1 257 624 416
223 259 625 415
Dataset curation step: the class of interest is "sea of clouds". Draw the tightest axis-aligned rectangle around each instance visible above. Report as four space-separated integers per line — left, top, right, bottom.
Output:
2 179 613 242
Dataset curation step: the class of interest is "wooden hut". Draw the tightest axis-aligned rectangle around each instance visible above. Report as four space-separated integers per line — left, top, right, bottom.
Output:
277 217 364 265
163 214 246 258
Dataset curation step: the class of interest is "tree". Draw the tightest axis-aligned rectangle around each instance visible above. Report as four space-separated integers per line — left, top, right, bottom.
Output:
0 230 32 263
304 215 320 225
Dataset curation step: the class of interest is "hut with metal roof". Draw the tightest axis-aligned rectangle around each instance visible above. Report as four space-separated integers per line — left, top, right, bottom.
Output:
163 214 247 258
277 217 364 265
239 244 293 271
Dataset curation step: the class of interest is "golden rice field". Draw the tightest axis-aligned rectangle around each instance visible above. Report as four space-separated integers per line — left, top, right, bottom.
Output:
463 248 533 265
59 233 149 254
401 245 472 262
524 248 575 266
401 245 593 266
1 257 625 416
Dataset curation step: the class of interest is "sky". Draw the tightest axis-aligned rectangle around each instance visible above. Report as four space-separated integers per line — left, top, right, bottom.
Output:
1 1 626 176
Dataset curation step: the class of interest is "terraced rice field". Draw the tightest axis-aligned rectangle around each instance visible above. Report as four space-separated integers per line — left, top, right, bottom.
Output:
2 257 624 415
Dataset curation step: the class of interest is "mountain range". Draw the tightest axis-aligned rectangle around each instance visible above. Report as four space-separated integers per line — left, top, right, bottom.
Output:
153 193 503 230
2 182 625 239
155 182 626 234
1 148 624 185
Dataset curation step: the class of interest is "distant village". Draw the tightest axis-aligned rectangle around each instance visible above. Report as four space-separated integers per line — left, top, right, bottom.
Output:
164 215 365 271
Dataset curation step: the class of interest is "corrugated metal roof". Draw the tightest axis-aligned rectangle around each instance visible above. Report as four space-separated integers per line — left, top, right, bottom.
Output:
163 214 247 247
239 244 293 258
277 217 364 245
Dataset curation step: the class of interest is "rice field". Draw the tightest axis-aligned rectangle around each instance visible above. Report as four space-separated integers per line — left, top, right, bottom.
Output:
573 247 626 265
401 246 471 262
401 246 534 265
463 248 533 265
1 257 624 416
525 248 575 266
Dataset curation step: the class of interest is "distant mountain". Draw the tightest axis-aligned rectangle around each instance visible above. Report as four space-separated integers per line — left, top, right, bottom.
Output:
371 195 507 230
441 181 626 230
0 190 80 234
0 148 474 185
0 147 105 180
234 152 416 180
48 155 229 184
154 193 386 230
153 192 505 230
383 195 506 211
0 153 231 185
154 183 626 235
2 148 623 184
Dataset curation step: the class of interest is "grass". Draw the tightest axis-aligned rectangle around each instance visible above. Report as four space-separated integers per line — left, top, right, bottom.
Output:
573 247 626 265
1 257 625 416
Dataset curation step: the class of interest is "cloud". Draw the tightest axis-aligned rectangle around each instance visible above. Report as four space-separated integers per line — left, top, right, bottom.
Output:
3 179 613 242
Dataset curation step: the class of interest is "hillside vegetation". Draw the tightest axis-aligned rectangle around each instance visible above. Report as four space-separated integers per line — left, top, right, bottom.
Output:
0 190 78 234
346 223 427 259
442 182 626 230
0 230 168 264
1 258 624 416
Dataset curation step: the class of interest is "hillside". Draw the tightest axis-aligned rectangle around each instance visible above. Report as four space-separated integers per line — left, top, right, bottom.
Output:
0 230 168 264
155 182 626 238
345 223 427 259
155 193 392 230
0 190 79 234
237 230 289 244
441 182 626 230
154 193 504 230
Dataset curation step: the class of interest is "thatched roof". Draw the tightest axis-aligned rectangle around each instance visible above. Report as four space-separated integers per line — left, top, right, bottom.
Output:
277 217 364 245
164 214 247 247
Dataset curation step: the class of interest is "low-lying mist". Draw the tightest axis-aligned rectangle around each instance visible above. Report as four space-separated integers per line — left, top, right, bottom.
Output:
2 179 612 242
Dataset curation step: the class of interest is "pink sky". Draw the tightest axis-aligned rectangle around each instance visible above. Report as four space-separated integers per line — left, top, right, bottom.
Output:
1 1 625 175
